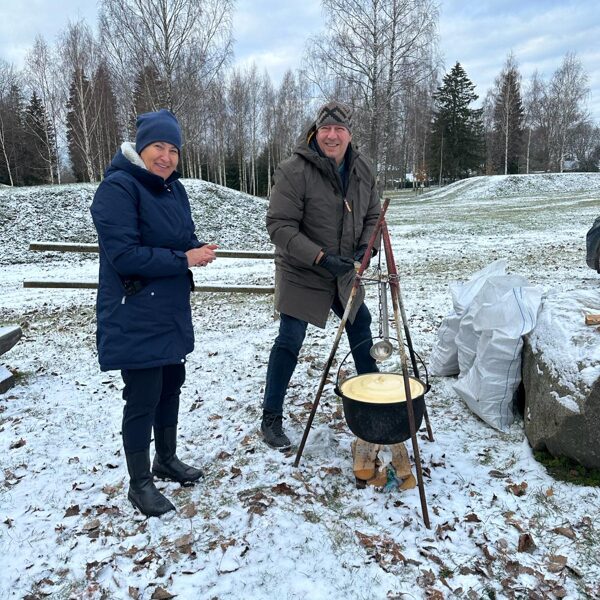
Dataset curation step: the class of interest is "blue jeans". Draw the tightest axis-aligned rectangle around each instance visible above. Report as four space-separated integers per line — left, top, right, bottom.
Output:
263 297 377 415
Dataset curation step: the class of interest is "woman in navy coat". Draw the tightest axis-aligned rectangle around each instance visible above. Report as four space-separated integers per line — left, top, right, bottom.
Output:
91 109 217 517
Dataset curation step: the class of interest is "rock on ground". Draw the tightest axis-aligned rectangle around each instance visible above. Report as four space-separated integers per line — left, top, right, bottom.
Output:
523 288 600 468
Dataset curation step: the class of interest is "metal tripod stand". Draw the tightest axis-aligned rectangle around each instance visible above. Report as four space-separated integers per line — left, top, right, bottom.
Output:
293 198 434 529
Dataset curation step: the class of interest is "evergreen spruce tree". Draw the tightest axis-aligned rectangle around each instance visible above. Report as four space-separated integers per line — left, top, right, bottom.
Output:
429 63 484 182
491 64 524 174
23 91 57 185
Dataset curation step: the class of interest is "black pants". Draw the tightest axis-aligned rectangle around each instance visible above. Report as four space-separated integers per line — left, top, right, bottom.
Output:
121 364 185 453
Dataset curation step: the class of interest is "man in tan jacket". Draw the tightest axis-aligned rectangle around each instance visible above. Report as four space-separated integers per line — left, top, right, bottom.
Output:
262 101 381 450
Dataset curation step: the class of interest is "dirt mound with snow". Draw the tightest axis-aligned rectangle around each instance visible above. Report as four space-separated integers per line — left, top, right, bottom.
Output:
425 172 600 202
0 179 270 265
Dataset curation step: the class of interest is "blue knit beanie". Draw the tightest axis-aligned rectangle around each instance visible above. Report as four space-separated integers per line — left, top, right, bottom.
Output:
135 109 182 154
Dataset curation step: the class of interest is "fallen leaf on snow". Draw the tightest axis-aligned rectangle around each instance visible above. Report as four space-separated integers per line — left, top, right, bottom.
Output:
506 481 528 496
82 518 100 532
416 569 436 588
180 503 197 518
464 513 481 523
488 469 507 478
150 587 175 599
517 533 536 553
547 554 567 573
271 482 299 497
551 526 576 540
64 505 80 517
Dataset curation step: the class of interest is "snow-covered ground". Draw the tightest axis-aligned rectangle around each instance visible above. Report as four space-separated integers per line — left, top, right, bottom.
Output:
1 173 599 599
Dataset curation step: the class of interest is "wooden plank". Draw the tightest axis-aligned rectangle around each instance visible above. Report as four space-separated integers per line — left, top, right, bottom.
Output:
29 242 275 259
0 325 22 356
584 314 600 326
23 281 274 294
29 241 99 253
24 281 98 289
214 250 275 259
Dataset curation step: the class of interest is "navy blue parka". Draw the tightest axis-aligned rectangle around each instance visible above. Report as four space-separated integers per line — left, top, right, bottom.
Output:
91 143 202 371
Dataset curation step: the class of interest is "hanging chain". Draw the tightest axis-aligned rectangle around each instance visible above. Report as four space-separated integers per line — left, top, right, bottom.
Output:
376 246 384 339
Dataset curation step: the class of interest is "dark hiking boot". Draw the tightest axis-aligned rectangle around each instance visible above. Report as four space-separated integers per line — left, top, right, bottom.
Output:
261 411 291 450
152 426 204 484
125 450 175 517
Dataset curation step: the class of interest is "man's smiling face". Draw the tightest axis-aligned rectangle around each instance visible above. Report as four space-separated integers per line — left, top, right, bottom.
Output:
316 125 352 165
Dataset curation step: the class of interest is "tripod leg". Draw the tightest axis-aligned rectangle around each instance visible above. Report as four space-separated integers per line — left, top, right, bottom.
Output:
382 222 431 529
381 221 434 442
293 285 359 467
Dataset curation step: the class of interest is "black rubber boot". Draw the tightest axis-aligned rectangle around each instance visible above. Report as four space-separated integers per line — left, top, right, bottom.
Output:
125 450 175 517
152 426 204 484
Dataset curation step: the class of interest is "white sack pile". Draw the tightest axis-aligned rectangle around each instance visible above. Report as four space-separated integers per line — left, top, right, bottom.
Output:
429 259 543 430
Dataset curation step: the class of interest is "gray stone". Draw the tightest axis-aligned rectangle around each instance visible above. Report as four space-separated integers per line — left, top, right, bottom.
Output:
0 365 15 394
0 325 22 356
522 288 600 469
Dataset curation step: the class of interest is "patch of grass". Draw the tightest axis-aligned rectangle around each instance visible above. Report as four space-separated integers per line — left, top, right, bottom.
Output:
303 509 321 524
534 449 600 486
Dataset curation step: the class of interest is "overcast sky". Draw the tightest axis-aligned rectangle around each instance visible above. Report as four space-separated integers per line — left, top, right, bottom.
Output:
1 0 599 119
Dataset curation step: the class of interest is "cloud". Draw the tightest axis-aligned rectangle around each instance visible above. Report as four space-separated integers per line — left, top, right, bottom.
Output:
438 0 600 118
0 0 97 66
232 0 321 83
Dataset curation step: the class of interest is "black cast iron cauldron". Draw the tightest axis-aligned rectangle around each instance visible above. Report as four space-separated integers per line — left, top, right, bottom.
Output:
336 373 427 444
334 341 430 445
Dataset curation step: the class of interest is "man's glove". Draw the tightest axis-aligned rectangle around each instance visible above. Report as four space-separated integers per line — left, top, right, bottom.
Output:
353 244 376 266
319 253 355 277
353 244 369 263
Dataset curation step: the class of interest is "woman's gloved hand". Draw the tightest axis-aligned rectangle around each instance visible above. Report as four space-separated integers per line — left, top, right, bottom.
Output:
319 253 356 277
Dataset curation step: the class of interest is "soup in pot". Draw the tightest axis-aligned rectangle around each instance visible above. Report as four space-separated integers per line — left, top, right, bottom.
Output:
340 373 425 404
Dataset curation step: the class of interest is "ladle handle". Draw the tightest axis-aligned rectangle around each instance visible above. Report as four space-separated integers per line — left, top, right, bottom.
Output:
380 281 390 340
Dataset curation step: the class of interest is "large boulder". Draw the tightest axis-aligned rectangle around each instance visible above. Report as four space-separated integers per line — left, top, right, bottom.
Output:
522 288 600 469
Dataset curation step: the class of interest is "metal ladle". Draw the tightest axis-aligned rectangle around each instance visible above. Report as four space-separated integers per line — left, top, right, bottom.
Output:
370 281 394 361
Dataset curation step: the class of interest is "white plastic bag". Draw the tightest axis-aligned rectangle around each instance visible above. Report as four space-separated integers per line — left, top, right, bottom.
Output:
454 284 543 430
428 312 461 376
455 275 530 377
428 259 507 377
450 259 507 316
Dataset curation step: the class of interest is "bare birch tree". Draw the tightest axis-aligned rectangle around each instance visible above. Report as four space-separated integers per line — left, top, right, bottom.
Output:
24 36 65 183
99 0 233 115
548 52 589 172
0 61 15 186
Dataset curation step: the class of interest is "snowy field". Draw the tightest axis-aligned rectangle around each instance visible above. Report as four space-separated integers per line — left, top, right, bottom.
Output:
1 173 599 599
